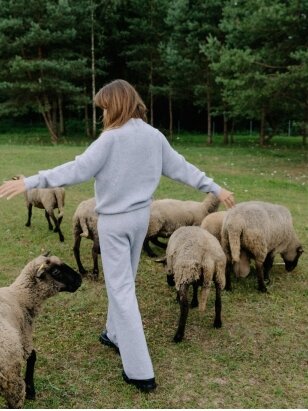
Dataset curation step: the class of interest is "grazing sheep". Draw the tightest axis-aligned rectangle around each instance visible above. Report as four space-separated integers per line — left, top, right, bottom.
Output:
143 193 220 257
12 176 65 242
0 254 82 409
72 197 100 279
165 226 226 342
221 201 303 292
201 211 251 289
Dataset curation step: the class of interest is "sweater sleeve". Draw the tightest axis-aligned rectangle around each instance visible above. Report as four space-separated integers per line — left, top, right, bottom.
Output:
161 134 221 196
24 134 111 190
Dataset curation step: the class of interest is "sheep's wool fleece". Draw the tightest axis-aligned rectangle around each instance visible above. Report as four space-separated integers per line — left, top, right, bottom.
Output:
201 211 227 242
73 197 98 239
167 226 225 290
222 201 300 260
147 193 220 237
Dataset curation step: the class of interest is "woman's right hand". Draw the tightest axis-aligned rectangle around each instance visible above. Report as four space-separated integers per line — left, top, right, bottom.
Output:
0 178 26 200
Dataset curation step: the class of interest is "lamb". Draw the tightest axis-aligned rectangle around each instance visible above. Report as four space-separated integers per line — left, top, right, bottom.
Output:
221 201 303 292
0 254 82 409
201 211 251 289
143 193 220 257
12 176 65 242
72 197 100 279
165 226 226 342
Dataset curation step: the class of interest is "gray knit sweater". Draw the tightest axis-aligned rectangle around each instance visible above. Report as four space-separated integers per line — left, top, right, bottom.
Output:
25 119 221 215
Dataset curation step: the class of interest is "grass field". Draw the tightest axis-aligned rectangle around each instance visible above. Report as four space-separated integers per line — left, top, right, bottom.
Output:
0 134 307 408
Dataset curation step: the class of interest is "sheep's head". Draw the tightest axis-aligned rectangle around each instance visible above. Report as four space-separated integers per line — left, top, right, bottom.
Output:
18 255 82 298
11 174 25 180
282 245 304 272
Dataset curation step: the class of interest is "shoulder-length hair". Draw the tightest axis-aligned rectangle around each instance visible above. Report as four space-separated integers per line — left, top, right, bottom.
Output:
94 79 147 130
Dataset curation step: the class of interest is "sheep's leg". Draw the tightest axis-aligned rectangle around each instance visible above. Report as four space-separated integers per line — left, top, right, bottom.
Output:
44 210 54 230
92 242 100 280
213 281 222 328
25 349 36 401
48 211 65 242
151 237 167 249
167 274 175 287
225 261 233 291
25 204 33 227
191 282 199 308
199 286 210 312
173 283 189 343
263 253 274 283
256 261 267 292
73 236 87 275
143 238 157 258
55 221 65 242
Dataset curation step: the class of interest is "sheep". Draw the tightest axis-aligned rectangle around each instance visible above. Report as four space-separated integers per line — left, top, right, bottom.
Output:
0 254 82 409
143 193 220 257
201 211 251 290
72 197 100 279
12 175 65 242
165 226 226 342
221 201 303 293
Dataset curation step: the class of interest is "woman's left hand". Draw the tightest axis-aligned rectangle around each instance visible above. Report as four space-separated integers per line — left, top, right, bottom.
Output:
217 188 235 209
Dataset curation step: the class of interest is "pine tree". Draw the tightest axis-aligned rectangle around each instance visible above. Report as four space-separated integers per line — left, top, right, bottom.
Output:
0 0 87 142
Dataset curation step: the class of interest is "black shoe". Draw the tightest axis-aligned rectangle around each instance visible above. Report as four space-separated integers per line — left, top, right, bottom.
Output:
99 330 120 354
122 371 157 393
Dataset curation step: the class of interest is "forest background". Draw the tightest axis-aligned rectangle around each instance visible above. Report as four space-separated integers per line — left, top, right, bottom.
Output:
0 0 307 146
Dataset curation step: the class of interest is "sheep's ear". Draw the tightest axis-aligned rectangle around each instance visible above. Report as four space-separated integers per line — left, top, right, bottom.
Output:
297 246 304 255
36 263 47 279
154 256 167 265
42 251 51 257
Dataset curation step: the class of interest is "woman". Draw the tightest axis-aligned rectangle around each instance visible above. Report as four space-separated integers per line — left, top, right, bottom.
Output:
0 79 235 392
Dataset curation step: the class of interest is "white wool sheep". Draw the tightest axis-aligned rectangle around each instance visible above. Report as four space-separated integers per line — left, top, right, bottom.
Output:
221 201 303 292
144 193 220 257
165 226 226 342
0 254 82 409
72 197 100 279
201 211 251 289
13 176 65 242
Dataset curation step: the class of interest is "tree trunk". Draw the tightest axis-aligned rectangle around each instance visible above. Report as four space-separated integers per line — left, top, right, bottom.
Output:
41 110 59 144
52 99 58 136
168 90 173 143
223 112 228 144
260 107 266 146
303 99 308 146
91 0 96 139
58 95 64 136
230 119 235 144
84 103 91 138
38 96 59 143
149 63 154 126
206 83 212 144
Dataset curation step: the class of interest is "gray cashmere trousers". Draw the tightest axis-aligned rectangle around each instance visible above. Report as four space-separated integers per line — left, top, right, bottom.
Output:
98 206 154 380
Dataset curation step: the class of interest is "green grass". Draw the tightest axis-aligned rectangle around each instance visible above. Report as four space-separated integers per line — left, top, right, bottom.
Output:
0 136 307 408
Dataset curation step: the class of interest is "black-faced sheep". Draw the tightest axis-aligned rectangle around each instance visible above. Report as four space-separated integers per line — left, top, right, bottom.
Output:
221 201 303 292
12 176 65 242
72 197 100 279
201 211 251 290
143 193 220 257
0 254 82 409
165 226 226 342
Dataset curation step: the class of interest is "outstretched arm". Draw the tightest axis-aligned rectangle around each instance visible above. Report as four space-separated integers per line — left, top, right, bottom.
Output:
0 178 26 200
161 134 235 208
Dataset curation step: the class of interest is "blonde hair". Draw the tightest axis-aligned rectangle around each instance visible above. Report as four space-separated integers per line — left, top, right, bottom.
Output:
94 79 147 130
